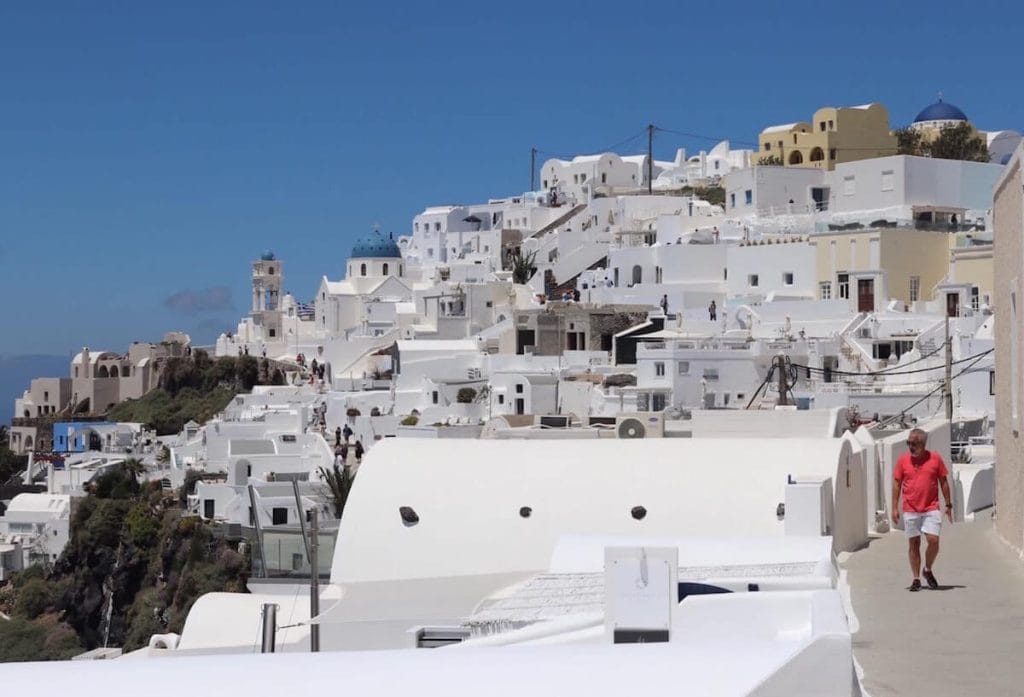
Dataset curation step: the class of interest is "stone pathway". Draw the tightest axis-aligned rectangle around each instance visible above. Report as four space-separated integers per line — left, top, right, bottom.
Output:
843 510 1024 696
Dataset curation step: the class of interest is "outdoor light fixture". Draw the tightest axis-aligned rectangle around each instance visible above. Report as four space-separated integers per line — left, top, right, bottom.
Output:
631 506 647 520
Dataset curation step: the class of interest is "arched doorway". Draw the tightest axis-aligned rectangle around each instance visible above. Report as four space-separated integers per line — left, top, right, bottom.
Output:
788 150 804 165
809 147 825 163
631 265 643 286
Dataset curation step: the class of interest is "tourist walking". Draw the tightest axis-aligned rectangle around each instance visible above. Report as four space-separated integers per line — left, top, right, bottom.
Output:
660 294 669 315
891 428 954 591
354 440 364 465
708 300 717 321
342 423 353 443
334 426 342 447
339 444 349 465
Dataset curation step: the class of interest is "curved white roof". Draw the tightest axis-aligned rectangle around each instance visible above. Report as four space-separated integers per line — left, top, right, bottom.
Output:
762 123 801 134
332 437 856 584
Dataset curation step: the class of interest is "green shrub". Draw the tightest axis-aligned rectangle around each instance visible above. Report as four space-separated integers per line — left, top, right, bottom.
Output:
14 578 53 620
400 415 419 426
456 387 477 403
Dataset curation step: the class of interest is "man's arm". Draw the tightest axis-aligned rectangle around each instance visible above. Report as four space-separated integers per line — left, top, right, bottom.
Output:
941 476 954 522
891 477 901 525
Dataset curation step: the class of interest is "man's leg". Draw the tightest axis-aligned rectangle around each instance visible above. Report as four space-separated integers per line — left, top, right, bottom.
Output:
924 533 940 571
908 535 922 578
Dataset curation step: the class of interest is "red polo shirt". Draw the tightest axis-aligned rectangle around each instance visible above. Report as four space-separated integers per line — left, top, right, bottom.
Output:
894 450 949 513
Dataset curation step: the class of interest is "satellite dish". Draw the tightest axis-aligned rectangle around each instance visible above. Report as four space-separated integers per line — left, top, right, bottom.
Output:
617 418 647 439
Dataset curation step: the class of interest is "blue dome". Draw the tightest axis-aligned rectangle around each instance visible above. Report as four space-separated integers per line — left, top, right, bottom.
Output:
351 231 401 258
913 100 968 124
260 250 276 261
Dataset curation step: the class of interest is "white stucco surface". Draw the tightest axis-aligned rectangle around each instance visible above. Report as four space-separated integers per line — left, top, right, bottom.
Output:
331 437 866 584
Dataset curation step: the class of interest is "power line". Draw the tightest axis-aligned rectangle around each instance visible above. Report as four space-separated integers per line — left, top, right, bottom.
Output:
873 351 993 429
792 348 993 379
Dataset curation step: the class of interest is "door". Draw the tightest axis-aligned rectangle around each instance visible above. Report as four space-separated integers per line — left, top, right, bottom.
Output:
946 292 959 317
515 398 525 415
857 279 874 312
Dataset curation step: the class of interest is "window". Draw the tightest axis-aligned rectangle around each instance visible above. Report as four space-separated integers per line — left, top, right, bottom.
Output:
655 362 665 377
764 143 771 151
820 282 832 300
744 189 753 205
843 176 856 196
272 508 288 525
601 172 607 184
655 266 663 283
838 273 850 299
543 179 548 188
703 368 720 381
414 222 419 232
881 170 894 192
435 222 441 231
631 265 642 286
203 499 215 519
820 121 826 131
383 263 389 275
44 391 49 401
678 361 690 375
432 391 439 404
360 263 367 276
269 328 276 338
74 367 78 377
515 383 524 394
828 120 834 130
793 134 798 144
498 395 504 404
829 148 836 160
730 193 736 208
280 434 297 443
971 287 980 311
783 272 794 286
909 276 920 303
652 393 666 411
748 274 759 287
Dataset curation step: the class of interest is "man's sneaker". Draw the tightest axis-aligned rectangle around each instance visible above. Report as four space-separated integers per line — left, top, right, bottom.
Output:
923 569 939 590
909 579 922 592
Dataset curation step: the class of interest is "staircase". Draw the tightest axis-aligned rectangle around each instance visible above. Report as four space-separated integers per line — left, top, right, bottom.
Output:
527 204 587 241
547 255 609 300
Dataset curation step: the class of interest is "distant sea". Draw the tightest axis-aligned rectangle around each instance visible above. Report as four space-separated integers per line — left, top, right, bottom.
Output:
0 354 71 421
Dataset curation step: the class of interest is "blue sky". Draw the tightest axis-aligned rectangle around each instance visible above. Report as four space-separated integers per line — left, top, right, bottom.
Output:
1 1 1022 356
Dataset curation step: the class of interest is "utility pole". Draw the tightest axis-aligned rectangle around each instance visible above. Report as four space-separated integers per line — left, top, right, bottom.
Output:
944 313 953 421
530 147 537 192
776 355 788 406
647 124 655 195
309 510 320 652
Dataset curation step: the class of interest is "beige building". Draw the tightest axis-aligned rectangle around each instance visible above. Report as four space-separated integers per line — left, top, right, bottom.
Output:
949 244 993 311
993 142 1024 553
757 103 897 171
808 228 950 311
9 333 189 455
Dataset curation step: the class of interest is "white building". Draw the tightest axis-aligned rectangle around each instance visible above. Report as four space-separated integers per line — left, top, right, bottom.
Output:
0 493 71 567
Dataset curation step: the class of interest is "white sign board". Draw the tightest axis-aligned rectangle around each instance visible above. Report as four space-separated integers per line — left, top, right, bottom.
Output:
604 546 678 643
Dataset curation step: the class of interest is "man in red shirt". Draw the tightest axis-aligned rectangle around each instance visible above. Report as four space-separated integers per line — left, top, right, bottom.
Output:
891 428 954 591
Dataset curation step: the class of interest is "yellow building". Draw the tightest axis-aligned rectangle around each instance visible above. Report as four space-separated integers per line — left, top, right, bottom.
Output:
808 228 951 311
949 243 993 310
757 103 897 171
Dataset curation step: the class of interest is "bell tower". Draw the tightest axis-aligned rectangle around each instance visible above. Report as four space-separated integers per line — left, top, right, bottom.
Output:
252 251 284 341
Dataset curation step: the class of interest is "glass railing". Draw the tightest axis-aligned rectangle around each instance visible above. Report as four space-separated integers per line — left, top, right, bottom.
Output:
251 527 335 580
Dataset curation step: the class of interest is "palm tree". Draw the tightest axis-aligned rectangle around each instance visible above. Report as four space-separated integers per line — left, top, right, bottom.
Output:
121 457 146 483
156 445 171 469
318 463 355 519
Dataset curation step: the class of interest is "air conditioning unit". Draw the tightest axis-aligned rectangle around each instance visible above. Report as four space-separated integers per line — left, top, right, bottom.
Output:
615 413 665 439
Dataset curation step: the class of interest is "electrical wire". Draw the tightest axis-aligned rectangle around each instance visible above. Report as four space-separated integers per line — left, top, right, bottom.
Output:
792 348 993 379
874 350 993 429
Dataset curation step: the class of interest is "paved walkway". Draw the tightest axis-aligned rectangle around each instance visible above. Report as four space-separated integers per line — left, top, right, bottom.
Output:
843 510 1024 696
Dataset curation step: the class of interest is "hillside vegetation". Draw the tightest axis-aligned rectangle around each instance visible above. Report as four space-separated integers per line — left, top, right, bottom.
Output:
107 351 285 435
0 466 248 660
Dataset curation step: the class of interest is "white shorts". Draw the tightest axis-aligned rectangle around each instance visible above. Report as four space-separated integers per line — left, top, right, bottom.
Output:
903 510 942 538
